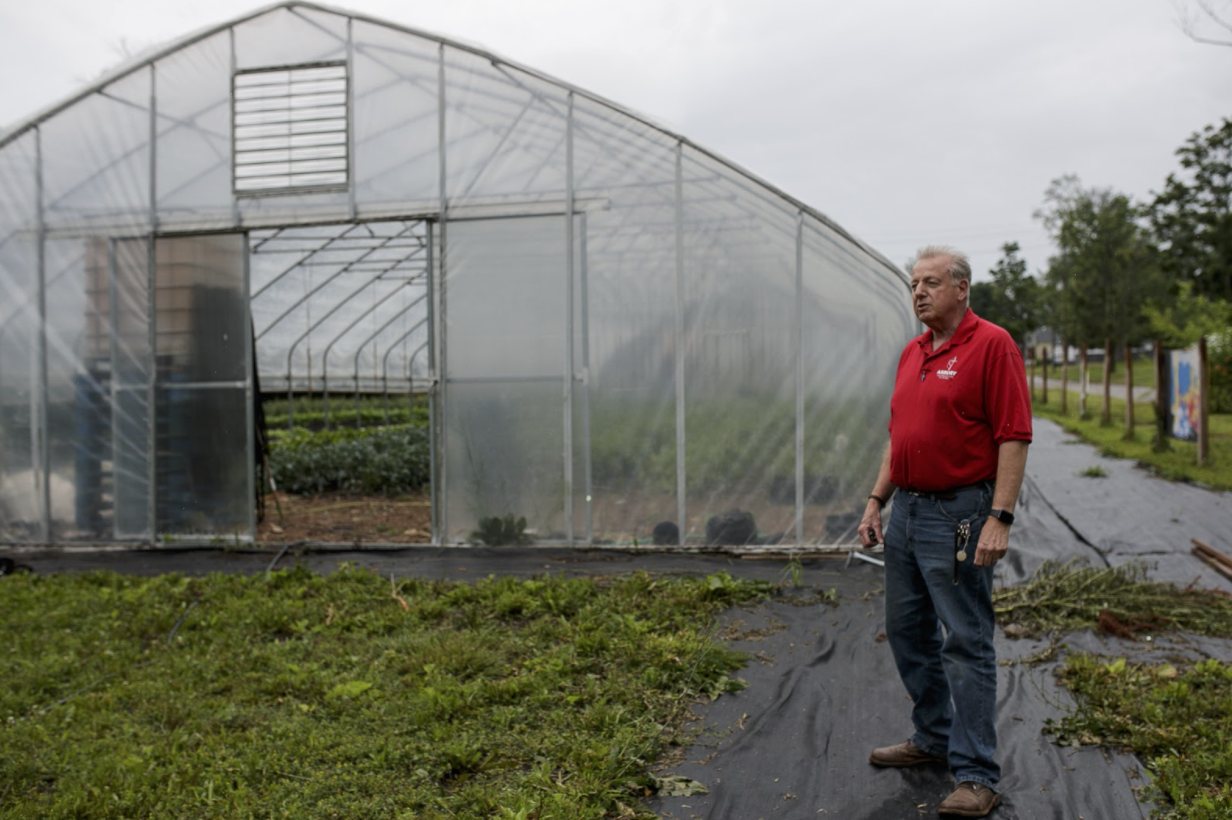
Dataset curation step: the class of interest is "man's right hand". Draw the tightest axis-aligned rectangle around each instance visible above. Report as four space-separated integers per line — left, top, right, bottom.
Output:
859 499 883 548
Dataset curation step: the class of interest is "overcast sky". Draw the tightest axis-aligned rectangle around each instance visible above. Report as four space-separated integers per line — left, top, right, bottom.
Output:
1 0 1229 281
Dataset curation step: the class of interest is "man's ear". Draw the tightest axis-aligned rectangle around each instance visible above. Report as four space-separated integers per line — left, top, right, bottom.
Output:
957 277 969 301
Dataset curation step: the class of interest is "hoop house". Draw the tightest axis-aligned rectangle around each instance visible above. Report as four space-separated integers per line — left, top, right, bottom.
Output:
0 1 915 547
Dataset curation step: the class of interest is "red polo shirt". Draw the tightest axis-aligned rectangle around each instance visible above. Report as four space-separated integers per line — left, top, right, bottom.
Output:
889 308 1032 492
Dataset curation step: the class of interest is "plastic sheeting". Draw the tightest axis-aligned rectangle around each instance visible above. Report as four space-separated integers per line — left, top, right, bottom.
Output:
647 592 1156 820
0 1 914 546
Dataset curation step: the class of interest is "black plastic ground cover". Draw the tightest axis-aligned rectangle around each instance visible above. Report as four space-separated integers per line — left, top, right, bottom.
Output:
645 575 1157 820
4 419 1232 818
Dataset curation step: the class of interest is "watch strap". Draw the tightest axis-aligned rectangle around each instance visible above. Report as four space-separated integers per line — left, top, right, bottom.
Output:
989 508 1015 525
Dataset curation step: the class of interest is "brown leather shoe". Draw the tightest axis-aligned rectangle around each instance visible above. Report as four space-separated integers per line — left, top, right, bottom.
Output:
938 782 1000 817
868 739 946 767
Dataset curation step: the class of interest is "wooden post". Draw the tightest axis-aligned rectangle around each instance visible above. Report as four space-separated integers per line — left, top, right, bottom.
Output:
1154 340 1168 450
1199 336 1209 467
1041 349 1049 405
1079 344 1088 418
1060 336 1069 415
1124 343 1134 437
1101 337 1113 425
1028 347 1036 401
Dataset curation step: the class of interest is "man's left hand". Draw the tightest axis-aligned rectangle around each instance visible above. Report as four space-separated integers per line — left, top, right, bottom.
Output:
974 518 1010 567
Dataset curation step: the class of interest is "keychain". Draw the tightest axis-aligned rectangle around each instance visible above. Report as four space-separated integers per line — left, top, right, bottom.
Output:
953 520 972 584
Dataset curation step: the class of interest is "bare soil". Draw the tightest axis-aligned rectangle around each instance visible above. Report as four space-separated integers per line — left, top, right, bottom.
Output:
255 490 433 545
253 488 862 546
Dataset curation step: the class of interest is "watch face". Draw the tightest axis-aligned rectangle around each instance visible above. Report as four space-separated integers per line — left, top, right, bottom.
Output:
992 509 1014 524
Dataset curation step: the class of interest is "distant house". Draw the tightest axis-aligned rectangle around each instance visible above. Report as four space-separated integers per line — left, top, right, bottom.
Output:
1024 327 1059 364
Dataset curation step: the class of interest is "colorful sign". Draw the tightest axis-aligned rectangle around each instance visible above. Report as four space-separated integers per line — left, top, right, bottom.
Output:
1168 347 1201 442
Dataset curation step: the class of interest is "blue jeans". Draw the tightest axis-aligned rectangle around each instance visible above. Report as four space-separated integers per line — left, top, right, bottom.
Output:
883 485 1000 790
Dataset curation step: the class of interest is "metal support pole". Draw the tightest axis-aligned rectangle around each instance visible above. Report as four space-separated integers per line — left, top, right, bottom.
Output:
346 18 357 221
34 127 49 542
147 62 159 542
794 213 805 545
425 221 438 545
562 92 575 544
108 240 120 536
579 213 593 544
435 44 449 542
243 233 256 540
673 142 686 546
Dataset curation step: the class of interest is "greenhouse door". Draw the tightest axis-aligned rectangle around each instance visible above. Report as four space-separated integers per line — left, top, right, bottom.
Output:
440 216 583 544
152 235 253 540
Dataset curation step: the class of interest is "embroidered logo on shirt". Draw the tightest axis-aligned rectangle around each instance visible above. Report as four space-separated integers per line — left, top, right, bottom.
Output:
937 356 959 380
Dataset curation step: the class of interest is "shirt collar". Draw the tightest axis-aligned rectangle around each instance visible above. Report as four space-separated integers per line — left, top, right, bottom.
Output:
915 308 979 358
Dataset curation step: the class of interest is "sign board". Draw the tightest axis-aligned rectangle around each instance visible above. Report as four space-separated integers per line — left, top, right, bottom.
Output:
1167 346 1202 442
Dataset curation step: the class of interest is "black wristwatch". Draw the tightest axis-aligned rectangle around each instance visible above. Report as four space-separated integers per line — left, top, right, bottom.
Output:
988 509 1015 525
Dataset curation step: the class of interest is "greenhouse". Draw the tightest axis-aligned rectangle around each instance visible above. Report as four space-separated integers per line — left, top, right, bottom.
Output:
0 1 916 548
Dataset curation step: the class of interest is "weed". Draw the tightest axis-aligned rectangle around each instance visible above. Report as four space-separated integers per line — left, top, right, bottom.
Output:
1079 465 1108 478
471 514 532 546
778 556 804 588
1048 656 1232 819
999 562 1232 817
0 568 765 819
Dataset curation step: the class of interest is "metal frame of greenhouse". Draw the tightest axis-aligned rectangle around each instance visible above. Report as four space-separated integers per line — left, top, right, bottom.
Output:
0 1 916 548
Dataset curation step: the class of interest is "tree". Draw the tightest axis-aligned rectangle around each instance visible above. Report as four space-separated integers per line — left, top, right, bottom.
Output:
1144 282 1232 348
1173 0 1232 46
1149 117 1232 301
1035 176 1167 365
969 242 1043 352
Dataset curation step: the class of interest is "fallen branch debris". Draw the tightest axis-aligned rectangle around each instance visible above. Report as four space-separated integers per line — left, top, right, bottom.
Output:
1191 538 1232 583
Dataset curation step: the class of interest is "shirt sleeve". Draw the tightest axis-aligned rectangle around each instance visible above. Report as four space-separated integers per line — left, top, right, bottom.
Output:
984 333 1033 444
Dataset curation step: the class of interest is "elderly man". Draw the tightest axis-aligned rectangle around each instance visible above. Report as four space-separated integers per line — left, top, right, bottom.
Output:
860 245 1032 818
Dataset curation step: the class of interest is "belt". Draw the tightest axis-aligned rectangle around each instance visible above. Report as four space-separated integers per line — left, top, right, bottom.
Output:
904 480 994 501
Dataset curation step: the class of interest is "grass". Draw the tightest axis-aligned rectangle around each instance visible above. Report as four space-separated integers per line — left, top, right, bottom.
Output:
1031 385 1232 491
1041 356 1157 389
0 566 773 820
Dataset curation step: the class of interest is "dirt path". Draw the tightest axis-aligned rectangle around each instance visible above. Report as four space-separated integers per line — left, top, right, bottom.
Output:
256 490 432 545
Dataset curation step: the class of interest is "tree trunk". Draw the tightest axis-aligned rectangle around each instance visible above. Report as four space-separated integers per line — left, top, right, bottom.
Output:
1199 337 1210 467
1101 337 1113 426
1041 352 1049 405
1153 340 1169 451
1079 344 1088 418
1028 346 1036 404
1124 343 1134 438
1060 335 1069 415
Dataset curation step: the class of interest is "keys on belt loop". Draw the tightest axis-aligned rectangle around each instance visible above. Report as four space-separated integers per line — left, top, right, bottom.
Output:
954 520 972 585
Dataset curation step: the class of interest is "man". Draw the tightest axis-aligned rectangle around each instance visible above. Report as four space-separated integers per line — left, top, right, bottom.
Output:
860 245 1032 818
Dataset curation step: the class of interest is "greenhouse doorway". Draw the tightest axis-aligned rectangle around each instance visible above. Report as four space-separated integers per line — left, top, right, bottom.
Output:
248 219 433 532
440 215 584 545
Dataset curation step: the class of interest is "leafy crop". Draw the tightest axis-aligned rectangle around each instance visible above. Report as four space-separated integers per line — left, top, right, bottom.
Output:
267 424 429 494
262 395 429 431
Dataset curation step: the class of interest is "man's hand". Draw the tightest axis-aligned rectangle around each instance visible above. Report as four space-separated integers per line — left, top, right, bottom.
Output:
859 498 884 548
974 518 1009 567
